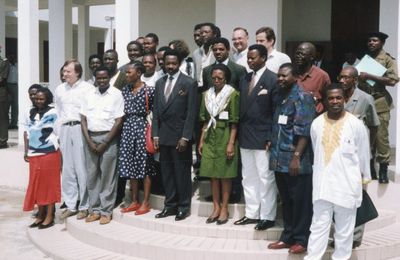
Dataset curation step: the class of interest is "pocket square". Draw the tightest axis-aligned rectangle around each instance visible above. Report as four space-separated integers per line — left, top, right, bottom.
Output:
178 89 187 96
258 89 268 95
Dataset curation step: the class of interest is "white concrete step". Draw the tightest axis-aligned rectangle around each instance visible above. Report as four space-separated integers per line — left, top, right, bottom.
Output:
113 208 396 241
27 223 144 260
64 213 400 260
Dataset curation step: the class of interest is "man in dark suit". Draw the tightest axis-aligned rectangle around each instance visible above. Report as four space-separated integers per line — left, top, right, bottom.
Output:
202 37 247 91
234 44 278 231
152 49 198 221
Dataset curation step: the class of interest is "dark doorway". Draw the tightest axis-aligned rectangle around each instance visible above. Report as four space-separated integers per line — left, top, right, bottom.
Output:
331 0 380 79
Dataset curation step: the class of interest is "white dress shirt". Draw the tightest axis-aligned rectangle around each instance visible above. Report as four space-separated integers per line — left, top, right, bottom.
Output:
266 49 291 74
232 48 251 72
252 63 268 87
164 71 180 96
80 86 125 132
55 79 94 125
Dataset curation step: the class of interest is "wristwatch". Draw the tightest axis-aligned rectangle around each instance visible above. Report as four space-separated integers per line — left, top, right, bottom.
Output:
294 151 301 158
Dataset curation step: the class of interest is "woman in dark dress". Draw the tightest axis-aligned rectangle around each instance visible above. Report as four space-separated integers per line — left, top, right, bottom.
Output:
118 61 155 215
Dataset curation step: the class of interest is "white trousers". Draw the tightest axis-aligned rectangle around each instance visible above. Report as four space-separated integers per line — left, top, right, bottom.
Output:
60 124 89 211
305 200 357 260
240 148 277 220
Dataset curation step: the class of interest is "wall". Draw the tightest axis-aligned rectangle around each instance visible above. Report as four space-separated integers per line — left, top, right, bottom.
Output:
139 0 215 53
215 0 282 50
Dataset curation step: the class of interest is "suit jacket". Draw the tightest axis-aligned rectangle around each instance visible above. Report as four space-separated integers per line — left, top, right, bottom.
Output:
202 60 247 91
239 68 278 150
152 72 198 146
113 71 127 90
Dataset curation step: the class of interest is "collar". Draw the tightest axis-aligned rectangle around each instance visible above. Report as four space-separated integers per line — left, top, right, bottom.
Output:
299 65 316 80
217 58 229 65
254 63 267 76
67 79 82 88
95 85 112 95
268 48 277 58
167 71 180 80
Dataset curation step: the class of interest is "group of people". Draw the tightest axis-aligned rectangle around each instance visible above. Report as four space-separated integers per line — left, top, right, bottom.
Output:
21 21 398 259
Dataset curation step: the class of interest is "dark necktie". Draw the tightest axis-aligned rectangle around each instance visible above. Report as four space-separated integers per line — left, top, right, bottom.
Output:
247 72 256 96
165 76 174 101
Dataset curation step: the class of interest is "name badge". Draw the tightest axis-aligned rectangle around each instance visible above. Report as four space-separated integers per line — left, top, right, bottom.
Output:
278 115 288 125
219 111 229 120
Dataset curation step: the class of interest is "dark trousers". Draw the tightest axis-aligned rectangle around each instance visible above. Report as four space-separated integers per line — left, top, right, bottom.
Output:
160 145 192 213
0 88 8 146
275 172 313 246
7 83 18 126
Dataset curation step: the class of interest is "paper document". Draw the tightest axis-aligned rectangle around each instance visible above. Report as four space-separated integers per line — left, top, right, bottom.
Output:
355 55 387 86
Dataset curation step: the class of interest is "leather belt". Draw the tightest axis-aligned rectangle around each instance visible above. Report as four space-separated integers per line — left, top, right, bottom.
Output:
88 131 109 136
63 121 81 126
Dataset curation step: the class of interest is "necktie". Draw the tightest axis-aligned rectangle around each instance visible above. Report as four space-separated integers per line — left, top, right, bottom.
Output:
247 72 256 96
165 76 174 101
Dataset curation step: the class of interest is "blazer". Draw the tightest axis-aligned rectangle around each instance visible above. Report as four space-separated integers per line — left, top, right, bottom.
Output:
152 72 198 146
202 59 247 91
238 68 278 150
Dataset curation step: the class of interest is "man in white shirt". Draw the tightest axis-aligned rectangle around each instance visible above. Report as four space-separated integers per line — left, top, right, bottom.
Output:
55 59 94 220
80 66 124 225
141 53 158 87
305 84 371 260
255 27 291 74
231 27 251 72
87 54 102 85
192 22 218 89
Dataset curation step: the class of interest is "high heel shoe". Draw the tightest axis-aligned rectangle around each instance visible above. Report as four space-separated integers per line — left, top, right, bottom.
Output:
29 220 44 228
206 216 219 224
38 221 55 229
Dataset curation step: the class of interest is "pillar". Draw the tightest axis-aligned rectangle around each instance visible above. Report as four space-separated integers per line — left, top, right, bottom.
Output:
379 0 400 179
0 0 5 54
17 0 39 144
48 0 73 91
78 5 90 80
115 0 139 66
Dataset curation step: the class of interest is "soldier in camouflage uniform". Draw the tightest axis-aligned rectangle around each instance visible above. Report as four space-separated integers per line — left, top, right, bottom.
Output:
358 32 399 183
0 46 10 149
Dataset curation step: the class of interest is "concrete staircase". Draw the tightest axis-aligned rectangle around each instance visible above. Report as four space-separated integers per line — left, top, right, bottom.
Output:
27 184 400 260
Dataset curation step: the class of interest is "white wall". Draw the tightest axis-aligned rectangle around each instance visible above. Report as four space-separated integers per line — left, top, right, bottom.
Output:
282 0 331 48
380 0 399 149
139 0 215 53
216 0 282 50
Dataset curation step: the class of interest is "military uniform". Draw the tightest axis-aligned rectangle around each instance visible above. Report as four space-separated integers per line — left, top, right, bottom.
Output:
358 49 399 180
0 56 10 148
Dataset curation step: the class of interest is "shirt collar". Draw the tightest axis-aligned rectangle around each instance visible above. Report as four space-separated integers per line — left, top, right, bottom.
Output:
254 63 268 76
67 79 82 88
217 58 229 65
168 70 180 80
95 85 112 95
268 48 277 58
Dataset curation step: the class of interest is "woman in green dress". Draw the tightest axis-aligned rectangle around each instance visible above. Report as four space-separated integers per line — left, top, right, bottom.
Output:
198 64 239 225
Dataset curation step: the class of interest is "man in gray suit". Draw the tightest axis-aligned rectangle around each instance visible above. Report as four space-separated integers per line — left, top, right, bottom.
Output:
202 37 246 91
152 49 198 221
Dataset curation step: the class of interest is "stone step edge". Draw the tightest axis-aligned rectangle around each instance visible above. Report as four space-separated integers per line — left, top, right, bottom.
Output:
112 208 396 241
27 223 143 260
65 216 400 260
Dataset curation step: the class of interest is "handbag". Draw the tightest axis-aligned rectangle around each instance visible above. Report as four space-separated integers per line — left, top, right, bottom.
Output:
144 87 156 154
355 190 378 227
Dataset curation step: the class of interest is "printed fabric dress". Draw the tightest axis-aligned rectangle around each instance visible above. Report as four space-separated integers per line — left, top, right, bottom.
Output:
118 84 155 179
199 88 239 178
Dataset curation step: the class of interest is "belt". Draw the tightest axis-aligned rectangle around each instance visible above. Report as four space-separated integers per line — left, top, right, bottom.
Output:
88 131 109 136
63 121 81 126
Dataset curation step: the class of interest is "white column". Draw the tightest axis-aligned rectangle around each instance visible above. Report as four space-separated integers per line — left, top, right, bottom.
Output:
379 0 400 179
78 5 90 80
17 0 39 144
215 0 283 50
0 0 5 54
48 0 73 92
115 0 139 65
104 28 113 51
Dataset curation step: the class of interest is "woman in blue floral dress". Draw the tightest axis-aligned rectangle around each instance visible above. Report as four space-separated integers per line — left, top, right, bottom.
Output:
118 61 155 215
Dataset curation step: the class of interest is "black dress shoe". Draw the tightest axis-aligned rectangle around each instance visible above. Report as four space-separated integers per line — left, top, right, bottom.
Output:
234 216 259 225
254 219 275 230
155 209 176 218
29 220 43 228
60 202 67 209
38 221 54 229
175 211 190 221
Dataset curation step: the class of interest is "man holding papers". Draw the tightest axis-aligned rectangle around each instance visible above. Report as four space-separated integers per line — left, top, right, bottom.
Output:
358 32 399 184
